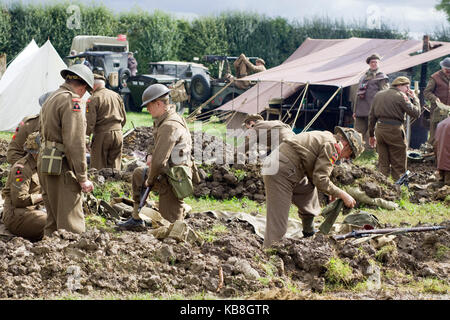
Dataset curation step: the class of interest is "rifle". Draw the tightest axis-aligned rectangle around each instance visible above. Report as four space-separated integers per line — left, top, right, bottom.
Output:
395 170 416 187
333 226 446 240
203 55 259 64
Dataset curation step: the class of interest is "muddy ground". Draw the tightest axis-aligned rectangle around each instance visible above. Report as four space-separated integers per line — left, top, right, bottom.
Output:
0 129 449 300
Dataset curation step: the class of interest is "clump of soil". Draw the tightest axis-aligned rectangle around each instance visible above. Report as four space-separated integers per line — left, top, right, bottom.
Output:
0 213 448 299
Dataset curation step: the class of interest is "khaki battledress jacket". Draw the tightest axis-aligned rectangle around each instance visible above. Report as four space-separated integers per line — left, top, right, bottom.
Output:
262 131 345 247
1 154 46 240
38 83 88 235
132 106 192 223
6 115 39 165
86 87 127 170
368 87 421 180
424 70 450 143
244 120 295 156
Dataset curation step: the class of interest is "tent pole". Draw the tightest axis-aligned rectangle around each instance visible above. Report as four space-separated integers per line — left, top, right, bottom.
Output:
257 80 260 113
282 84 306 123
302 86 341 133
292 82 309 129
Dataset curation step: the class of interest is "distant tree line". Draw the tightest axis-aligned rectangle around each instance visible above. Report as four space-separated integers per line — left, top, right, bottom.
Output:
0 1 448 79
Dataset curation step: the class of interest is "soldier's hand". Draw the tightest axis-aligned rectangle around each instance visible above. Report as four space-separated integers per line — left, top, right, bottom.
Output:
339 191 356 208
80 180 94 193
369 136 376 148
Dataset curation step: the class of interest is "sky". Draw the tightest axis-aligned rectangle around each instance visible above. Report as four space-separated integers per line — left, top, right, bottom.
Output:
11 0 450 39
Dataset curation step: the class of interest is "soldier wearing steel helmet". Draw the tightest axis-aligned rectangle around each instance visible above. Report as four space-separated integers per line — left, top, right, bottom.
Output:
6 91 53 165
368 76 421 180
37 63 95 236
118 84 192 229
262 127 364 248
1 132 47 241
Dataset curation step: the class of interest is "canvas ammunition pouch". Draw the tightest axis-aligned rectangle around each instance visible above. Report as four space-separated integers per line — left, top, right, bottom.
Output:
40 141 65 175
166 165 194 199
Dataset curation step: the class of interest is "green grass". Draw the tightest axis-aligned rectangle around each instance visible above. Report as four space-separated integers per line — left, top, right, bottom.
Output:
353 149 378 168
197 223 228 243
0 131 13 141
324 257 354 289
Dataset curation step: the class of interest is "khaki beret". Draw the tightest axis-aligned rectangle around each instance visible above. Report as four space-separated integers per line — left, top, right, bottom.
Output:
391 76 410 86
366 53 381 64
94 73 106 81
242 114 264 126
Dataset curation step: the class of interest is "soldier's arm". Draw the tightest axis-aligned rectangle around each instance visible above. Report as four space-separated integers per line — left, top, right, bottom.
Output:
423 78 438 103
119 96 127 127
145 123 180 186
61 97 88 183
378 77 389 91
400 93 421 119
10 165 39 207
368 96 378 137
311 143 344 198
85 96 98 136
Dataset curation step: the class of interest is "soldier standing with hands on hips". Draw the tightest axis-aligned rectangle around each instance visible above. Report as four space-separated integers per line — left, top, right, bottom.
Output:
38 64 95 236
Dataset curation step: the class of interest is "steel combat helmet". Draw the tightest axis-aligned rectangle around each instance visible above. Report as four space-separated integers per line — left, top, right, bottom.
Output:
60 64 94 90
334 126 364 159
141 84 171 107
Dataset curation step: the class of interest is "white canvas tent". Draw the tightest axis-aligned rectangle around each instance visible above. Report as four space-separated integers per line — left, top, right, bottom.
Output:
0 39 66 131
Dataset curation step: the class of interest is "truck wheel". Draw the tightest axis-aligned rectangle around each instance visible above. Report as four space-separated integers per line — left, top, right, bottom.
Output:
119 68 131 89
191 74 211 103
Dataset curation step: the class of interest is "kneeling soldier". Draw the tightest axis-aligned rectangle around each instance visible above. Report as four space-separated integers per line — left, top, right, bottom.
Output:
1 132 47 241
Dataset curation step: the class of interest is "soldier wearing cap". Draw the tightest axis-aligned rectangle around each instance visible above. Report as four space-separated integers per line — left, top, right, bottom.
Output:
262 126 364 248
6 91 53 165
353 53 389 148
233 53 266 90
86 73 127 170
118 84 192 229
424 57 450 144
2 132 47 241
38 64 95 236
241 113 295 157
368 76 421 180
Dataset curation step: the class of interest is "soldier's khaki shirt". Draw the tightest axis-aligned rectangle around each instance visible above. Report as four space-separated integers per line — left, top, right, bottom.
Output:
146 107 192 186
244 120 294 154
1 154 41 209
39 83 88 183
283 131 344 198
86 87 127 135
6 115 39 165
368 87 421 137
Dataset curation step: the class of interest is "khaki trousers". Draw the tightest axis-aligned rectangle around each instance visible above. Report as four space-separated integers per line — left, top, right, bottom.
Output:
375 122 407 181
132 166 185 223
354 116 371 149
2 202 46 241
38 159 85 236
90 130 123 170
262 152 321 248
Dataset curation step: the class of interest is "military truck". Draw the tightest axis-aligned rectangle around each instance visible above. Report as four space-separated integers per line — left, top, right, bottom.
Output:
66 35 132 98
124 56 250 114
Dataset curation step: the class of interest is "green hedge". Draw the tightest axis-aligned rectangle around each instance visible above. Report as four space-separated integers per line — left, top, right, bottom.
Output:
0 1 447 79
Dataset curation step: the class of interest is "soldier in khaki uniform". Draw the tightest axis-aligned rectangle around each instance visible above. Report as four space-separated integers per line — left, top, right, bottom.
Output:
262 127 364 248
38 64 95 236
423 57 450 144
6 92 53 165
233 54 266 89
242 114 295 156
1 132 47 241
353 53 389 148
118 84 192 229
368 76 421 181
86 73 127 170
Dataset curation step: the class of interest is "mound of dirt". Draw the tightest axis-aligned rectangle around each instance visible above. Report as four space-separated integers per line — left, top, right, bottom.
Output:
0 213 448 299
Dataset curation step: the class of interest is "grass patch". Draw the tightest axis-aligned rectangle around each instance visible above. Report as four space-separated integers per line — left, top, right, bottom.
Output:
408 278 450 295
197 223 228 243
324 257 353 288
353 149 377 168
85 214 118 233
0 131 13 141
435 244 449 261
92 181 130 202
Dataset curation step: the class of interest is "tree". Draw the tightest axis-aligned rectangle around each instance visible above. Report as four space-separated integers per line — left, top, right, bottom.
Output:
436 0 450 21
